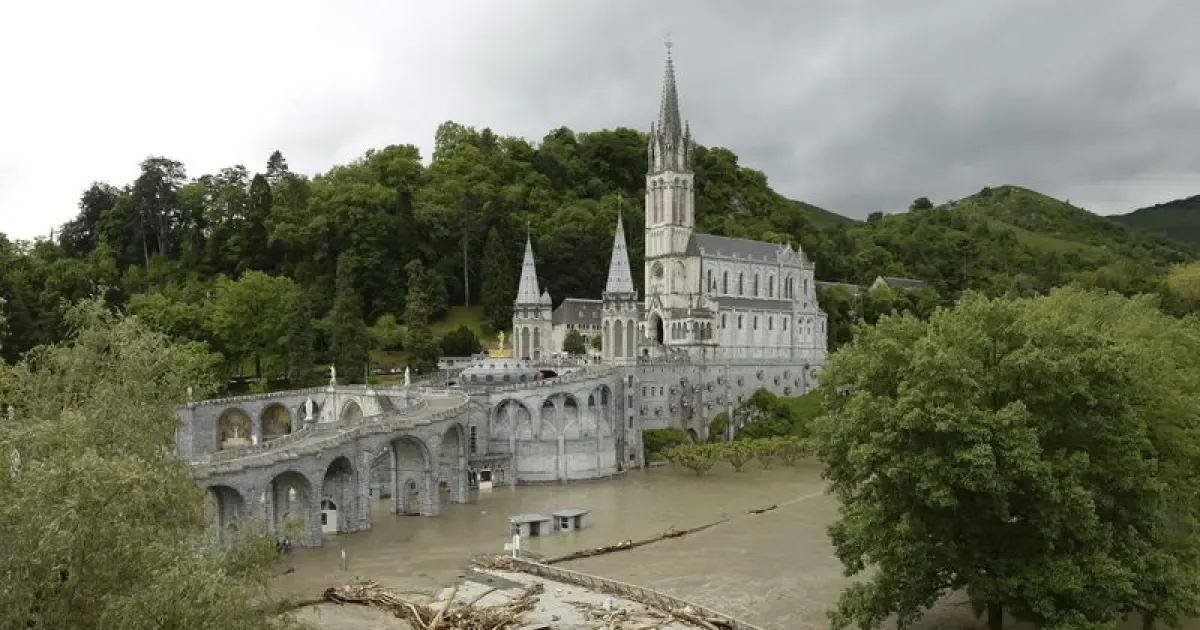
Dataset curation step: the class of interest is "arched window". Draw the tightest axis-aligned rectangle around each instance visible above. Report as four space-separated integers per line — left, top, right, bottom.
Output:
738 273 744 295
768 316 773 330
722 271 729 294
737 315 743 329
721 314 727 328
707 269 713 291
783 318 788 331
803 278 809 296
768 276 775 298
753 274 759 296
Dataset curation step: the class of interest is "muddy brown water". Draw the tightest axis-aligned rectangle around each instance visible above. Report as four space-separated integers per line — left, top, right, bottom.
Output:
275 463 1178 630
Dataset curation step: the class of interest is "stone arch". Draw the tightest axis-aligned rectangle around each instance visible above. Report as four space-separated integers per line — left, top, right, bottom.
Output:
269 470 314 544
440 423 469 504
613 319 624 358
648 312 664 345
492 399 530 439
206 484 246 546
560 394 581 438
216 408 251 450
321 456 356 534
391 436 433 515
261 403 292 440
592 384 613 435
341 400 364 424
540 399 558 435
687 428 700 443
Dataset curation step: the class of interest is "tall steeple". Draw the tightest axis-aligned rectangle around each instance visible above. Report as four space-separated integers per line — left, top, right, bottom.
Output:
604 210 636 296
648 38 693 175
515 234 541 305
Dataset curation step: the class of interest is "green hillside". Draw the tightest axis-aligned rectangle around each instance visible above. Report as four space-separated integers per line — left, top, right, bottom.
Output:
1111 195 1200 247
787 198 858 230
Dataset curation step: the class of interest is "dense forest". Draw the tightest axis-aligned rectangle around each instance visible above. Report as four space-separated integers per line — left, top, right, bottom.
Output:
1114 194 1200 247
0 121 1196 387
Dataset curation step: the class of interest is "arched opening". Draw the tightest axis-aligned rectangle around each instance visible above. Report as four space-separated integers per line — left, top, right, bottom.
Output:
539 369 558 379
440 424 468 503
626 319 635 357
562 395 581 438
613 320 624 358
269 470 312 543
216 409 251 450
532 327 541 360
392 437 431 515
540 399 557 434
687 428 700 443
261 404 291 440
207 485 246 546
341 400 363 424
648 313 664 345
321 456 354 534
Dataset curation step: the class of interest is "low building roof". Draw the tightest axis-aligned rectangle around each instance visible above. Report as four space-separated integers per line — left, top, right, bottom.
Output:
510 514 552 523
551 508 590 518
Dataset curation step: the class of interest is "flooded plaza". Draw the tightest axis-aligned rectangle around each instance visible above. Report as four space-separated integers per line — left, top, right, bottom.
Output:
275 462 1172 630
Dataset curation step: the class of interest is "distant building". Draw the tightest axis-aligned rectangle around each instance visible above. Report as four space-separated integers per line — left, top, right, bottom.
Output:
870 276 927 292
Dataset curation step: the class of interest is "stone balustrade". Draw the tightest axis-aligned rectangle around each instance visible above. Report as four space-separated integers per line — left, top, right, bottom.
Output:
464 367 618 394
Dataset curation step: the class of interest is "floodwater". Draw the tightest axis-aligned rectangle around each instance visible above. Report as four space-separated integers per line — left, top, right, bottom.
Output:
275 463 1172 630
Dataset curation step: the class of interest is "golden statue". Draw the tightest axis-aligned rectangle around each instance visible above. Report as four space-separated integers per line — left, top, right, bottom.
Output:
488 330 513 358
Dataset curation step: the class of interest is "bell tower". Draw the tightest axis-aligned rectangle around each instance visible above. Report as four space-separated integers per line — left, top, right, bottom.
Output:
644 39 695 270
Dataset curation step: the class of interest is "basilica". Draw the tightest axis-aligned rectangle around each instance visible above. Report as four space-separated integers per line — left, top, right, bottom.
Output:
507 47 828 436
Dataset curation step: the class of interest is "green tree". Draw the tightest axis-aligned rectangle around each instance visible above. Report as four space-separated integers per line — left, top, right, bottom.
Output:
663 443 720 476
815 290 1195 630
717 440 756 472
403 260 441 372
440 325 482 357
479 227 514 333
0 297 285 628
284 290 316 384
562 329 587 355
329 254 373 382
369 313 405 351
206 271 296 378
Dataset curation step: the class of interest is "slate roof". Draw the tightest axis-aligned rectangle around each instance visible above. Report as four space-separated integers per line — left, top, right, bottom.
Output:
688 234 792 261
553 298 602 326
876 276 926 290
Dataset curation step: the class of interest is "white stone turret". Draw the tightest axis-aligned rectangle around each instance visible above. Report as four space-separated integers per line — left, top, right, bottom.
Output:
603 212 640 363
512 234 553 360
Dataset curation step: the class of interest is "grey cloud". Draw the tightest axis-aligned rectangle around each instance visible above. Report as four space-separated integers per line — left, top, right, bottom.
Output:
262 0 1200 218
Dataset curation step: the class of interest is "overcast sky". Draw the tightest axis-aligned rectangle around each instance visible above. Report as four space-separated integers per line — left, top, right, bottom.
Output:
2 0 1199 240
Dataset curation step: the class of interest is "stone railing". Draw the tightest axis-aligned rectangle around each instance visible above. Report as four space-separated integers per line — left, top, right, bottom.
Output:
187 390 429 465
464 367 619 394
502 558 764 630
189 391 470 478
186 385 330 410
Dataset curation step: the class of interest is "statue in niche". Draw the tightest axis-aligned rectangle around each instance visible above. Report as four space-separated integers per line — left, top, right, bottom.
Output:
404 366 412 386
329 364 337 385
498 330 506 351
304 398 315 421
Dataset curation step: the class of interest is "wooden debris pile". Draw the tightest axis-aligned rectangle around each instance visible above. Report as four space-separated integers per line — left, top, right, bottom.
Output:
321 579 542 629
567 599 736 630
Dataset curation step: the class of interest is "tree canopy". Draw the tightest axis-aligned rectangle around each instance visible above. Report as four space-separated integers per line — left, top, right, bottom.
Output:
814 288 1200 630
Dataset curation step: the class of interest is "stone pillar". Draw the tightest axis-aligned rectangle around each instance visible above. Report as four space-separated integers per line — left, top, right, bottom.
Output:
264 482 278 536
304 473 324 547
422 437 442 516
357 450 373 531
251 414 262 443
449 451 470 504
390 445 404 515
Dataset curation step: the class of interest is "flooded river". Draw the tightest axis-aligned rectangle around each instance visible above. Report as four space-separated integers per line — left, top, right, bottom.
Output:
275 462 1171 630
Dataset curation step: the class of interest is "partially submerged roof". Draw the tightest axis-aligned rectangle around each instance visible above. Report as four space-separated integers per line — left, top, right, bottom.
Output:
510 514 552 523
551 508 590 518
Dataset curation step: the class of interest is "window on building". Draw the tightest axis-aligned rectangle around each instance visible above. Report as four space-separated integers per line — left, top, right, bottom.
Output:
721 314 727 328
738 273 744 295
469 426 478 454
768 317 773 330
722 271 728 294
753 316 758 330
641 387 646 396
803 278 809 295
783 318 788 331
768 276 775 298
753 274 759 296
737 315 743 329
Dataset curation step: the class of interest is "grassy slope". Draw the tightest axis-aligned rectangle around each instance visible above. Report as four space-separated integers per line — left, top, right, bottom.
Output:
1111 195 1200 248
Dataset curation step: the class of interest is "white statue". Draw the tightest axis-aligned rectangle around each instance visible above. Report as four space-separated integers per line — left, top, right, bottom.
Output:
498 330 506 351
186 385 193 402
329 364 337 385
304 398 315 421
404 366 411 387
5 405 12 422
9 449 20 481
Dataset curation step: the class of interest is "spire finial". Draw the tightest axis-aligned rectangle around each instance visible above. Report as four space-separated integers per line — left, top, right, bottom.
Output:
665 32 673 54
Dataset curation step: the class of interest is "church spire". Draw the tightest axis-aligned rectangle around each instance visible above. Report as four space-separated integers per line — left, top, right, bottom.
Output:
649 38 692 175
515 234 541 305
604 206 636 296
658 38 684 144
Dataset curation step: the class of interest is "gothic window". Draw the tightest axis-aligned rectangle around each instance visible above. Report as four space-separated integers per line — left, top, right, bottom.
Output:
469 426 478 454
768 317 773 331
783 318 789 331
722 271 729 294
721 313 727 328
707 269 713 291
737 315 743 329
768 276 775 298
753 316 758 330
738 273 744 295
803 278 809 296
753 274 759 296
